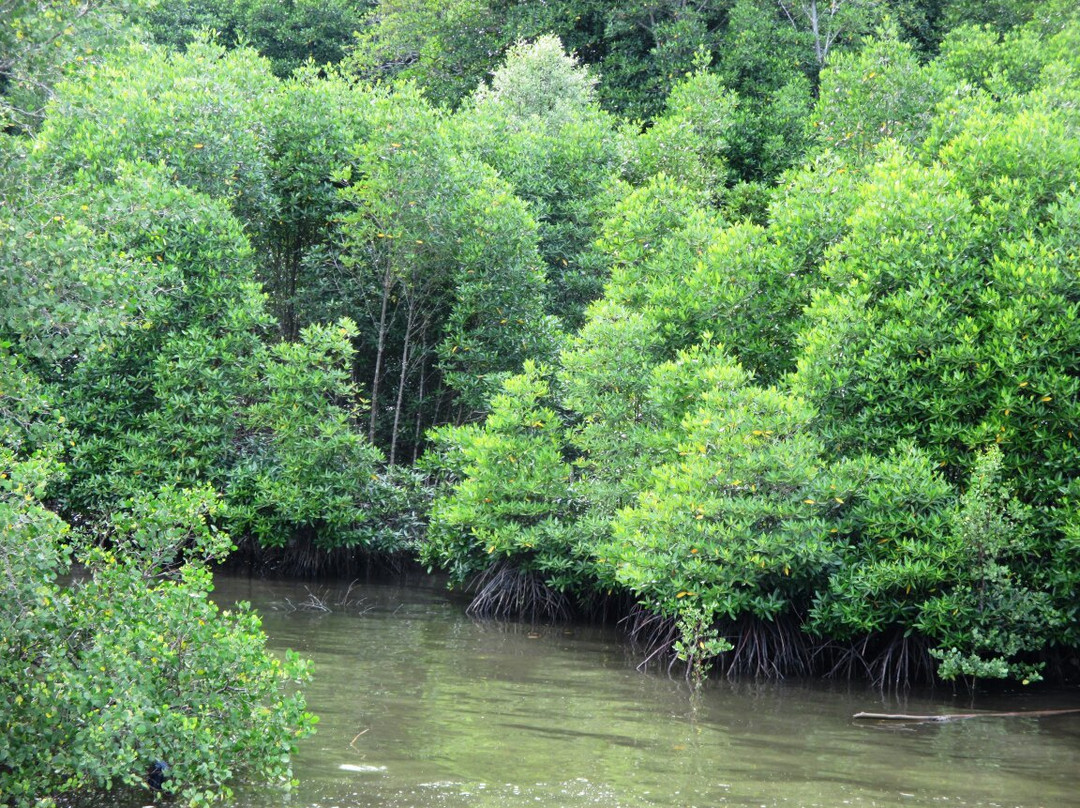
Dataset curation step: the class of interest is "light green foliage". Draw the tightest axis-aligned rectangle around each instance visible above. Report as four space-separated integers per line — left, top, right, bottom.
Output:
597 175 708 276
939 0 1074 34
599 175 805 383
792 144 981 464
470 35 597 124
0 372 314 804
424 301 671 603
624 65 738 203
0 473 316 806
937 104 1080 238
0 163 157 371
814 26 948 162
807 446 959 638
600 346 840 628
936 24 1046 97
680 223 801 382
795 40 1080 508
426 9 1080 683
673 604 732 688
788 17 1080 678
767 150 862 276
423 363 579 589
559 301 671 514
0 0 139 130
34 37 278 228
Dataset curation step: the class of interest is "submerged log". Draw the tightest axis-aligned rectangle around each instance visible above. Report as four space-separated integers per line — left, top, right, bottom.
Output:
853 708 1080 722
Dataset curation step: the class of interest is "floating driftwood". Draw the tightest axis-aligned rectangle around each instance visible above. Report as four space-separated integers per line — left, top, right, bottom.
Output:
853 708 1080 722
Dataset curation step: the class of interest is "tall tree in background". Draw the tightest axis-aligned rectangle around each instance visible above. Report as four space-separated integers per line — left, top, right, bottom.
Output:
455 36 622 328
337 82 559 462
348 0 503 107
131 0 371 76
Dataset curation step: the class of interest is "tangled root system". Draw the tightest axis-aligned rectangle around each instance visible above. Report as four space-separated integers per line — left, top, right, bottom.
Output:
623 604 936 687
466 562 572 622
824 631 936 689
720 614 815 678
222 535 414 580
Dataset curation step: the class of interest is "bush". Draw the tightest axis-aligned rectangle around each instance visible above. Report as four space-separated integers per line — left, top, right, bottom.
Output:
0 466 316 807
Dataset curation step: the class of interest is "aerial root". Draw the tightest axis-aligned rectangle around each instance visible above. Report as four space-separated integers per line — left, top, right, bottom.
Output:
465 561 572 622
621 605 680 673
823 631 935 688
718 614 814 679
621 607 939 686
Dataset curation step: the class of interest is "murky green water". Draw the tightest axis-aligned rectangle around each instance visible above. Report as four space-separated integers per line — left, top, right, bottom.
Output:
87 575 1080 807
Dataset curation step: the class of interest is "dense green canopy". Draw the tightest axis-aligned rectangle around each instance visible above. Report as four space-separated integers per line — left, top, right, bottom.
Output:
3 0 1080 802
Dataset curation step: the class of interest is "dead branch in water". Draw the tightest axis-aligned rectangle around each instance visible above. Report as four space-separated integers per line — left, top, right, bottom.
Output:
854 708 1080 722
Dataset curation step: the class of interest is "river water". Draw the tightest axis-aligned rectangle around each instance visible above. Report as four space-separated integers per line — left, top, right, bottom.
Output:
85 575 1080 807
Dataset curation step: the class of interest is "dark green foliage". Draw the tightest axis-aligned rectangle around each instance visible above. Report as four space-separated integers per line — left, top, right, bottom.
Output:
347 0 504 108
49 164 272 511
262 68 372 339
226 320 413 552
336 80 559 460
132 0 369 76
8 40 419 555
811 447 1066 684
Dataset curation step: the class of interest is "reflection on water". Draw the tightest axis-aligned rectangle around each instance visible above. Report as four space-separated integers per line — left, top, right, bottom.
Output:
83 575 1080 807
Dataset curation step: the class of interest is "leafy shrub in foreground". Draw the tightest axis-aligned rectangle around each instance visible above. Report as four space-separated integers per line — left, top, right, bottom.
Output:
0 462 316 807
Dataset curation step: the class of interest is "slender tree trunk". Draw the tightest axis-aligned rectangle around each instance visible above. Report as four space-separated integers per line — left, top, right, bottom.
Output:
369 261 393 443
412 341 427 464
809 3 824 66
389 295 416 466
284 228 300 341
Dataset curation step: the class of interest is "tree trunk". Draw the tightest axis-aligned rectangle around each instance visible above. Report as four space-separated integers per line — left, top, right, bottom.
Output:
369 261 393 443
853 708 1080 722
389 295 416 466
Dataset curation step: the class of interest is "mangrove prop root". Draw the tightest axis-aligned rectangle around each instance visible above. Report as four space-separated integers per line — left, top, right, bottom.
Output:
466 561 572 621
853 708 1080 722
